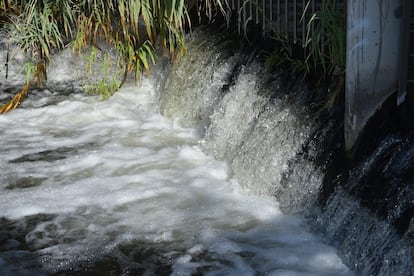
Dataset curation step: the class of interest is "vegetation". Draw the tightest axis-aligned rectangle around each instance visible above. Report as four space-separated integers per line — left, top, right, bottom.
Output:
0 0 345 112
0 60 46 113
0 0 228 112
263 0 346 107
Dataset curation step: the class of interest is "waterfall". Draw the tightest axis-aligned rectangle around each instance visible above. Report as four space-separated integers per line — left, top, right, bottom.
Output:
314 135 414 275
160 28 414 275
0 30 352 275
0 26 412 275
161 29 325 212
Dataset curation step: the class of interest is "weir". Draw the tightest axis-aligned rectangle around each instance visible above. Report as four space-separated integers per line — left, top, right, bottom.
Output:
1 2 413 275
0 38 356 274
159 29 414 275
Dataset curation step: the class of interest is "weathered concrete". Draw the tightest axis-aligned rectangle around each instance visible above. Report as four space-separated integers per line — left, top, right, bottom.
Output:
345 0 403 150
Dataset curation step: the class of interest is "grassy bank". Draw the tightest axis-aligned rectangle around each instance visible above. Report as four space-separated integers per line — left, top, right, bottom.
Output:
0 0 345 113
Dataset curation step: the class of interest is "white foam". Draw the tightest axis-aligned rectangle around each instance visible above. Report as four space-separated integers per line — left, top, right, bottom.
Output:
0 80 352 275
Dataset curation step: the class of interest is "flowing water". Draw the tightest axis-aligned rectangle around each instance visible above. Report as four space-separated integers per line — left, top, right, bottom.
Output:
0 32 355 274
0 84 351 275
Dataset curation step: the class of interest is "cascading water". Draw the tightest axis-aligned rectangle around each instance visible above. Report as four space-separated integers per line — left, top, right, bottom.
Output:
159 28 414 275
314 134 414 275
2 25 412 275
162 29 324 212
0 31 353 275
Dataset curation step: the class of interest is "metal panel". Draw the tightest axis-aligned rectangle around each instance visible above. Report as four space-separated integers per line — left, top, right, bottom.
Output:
345 0 403 150
285 0 288 34
293 0 297 42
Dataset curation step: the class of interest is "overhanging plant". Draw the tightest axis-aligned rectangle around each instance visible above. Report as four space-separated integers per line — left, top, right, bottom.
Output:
0 0 229 112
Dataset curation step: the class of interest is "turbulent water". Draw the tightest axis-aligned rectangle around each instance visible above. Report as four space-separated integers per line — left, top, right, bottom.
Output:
0 36 354 274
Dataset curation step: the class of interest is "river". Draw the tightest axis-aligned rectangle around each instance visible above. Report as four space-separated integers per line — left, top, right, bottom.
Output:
0 33 353 274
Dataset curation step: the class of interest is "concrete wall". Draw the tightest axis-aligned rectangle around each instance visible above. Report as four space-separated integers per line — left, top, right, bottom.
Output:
345 0 403 150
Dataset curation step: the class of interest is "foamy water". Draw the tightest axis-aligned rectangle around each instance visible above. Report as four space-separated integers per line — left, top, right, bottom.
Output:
0 80 352 275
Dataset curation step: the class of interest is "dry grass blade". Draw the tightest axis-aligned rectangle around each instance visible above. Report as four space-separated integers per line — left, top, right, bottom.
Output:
0 82 31 114
0 61 47 114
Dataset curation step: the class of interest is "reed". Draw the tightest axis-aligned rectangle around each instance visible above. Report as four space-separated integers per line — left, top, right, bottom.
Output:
262 0 345 107
0 0 228 111
303 0 345 77
0 60 47 114
303 0 346 107
4 0 67 60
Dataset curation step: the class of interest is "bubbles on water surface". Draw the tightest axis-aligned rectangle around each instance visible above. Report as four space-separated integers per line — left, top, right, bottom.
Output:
0 54 353 275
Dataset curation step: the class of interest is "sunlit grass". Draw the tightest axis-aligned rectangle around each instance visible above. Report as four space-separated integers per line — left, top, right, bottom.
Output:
0 0 228 111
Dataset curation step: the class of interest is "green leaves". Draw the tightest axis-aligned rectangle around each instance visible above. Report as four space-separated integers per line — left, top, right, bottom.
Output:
261 0 345 108
303 0 345 76
193 0 229 22
264 0 345 77
21 60 37 84
5 0 66 60
133 40 156 82
1 0 228 106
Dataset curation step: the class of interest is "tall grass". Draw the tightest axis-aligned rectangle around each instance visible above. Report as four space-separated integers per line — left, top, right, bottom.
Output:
4 0 68 60
0 0 229 112
264 0 345 75
303 0 345 77
303 0 346 107
261 0 345 107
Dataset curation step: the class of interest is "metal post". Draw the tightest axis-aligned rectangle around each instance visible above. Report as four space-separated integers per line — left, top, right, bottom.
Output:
5 42 9 80
263 0 266 36
277 0 281 32
270 0 273 27
243 0 247 34
285 0 288 34
302 0 306 47
321 0 325 57
293 0 297 43
238 0 241 34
